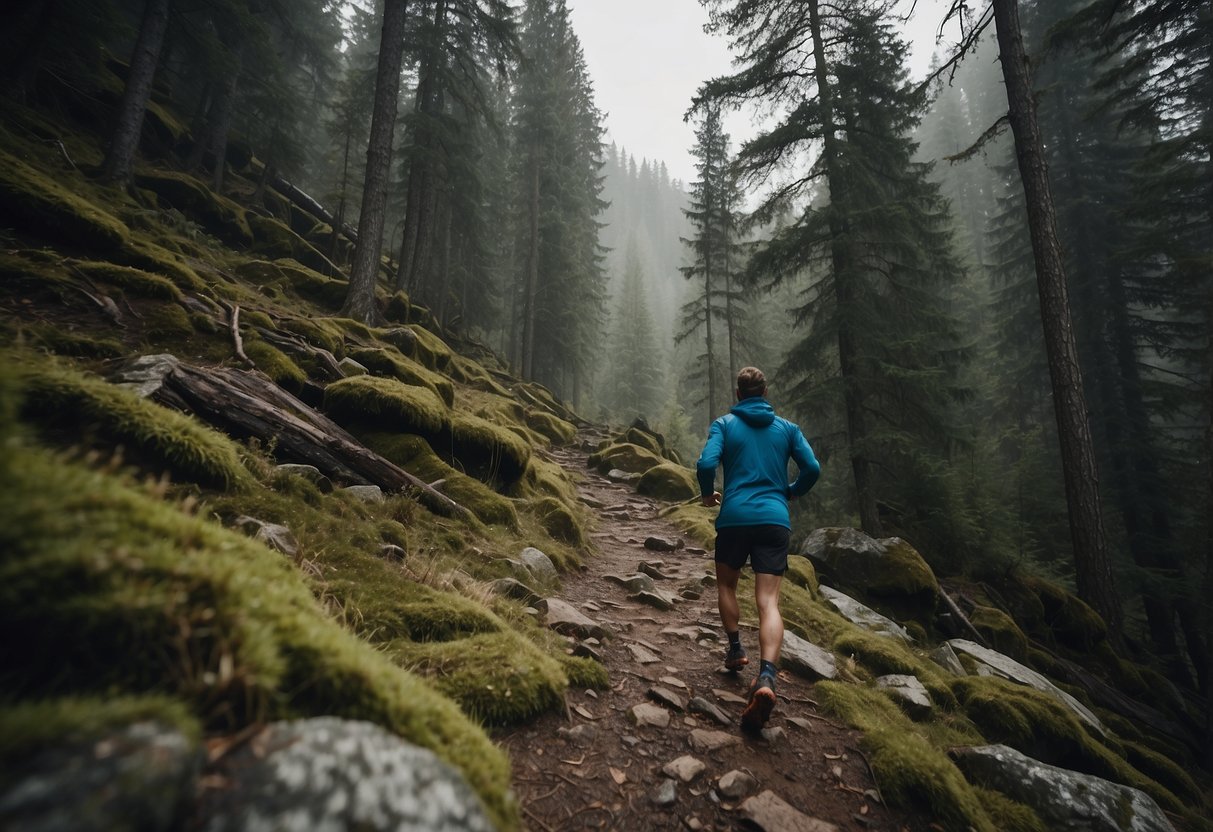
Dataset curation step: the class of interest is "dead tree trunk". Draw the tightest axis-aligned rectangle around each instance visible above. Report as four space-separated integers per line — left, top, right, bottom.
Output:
102 0 171 184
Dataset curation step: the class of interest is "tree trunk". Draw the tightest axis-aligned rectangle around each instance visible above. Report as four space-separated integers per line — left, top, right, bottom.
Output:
6 0 56 102
436 193 452 327
807 0 882 536
342 0 410 325
521 154 540 379
992 0 1122 642
102 0 170 184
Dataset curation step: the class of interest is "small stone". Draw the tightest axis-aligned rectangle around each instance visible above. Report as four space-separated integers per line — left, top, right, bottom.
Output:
379 544 407 561
680 589 702 600
627 643 661 664
760 726 786 745
273 463 333 492
630 703 671 728
781 631 837 681
233 516 298 557
491 577 540 605
717 769 758 799
651 779 677 806
875 674 933 719
621 735 641 747
738 790 840 832
647 686 687 712
659 676 687 690
337 357 368 376
538 598 607 640
685 817 704 831
557 725 598 746
342 484 384 503
604 572 657 593
686 547 707 555
688 697 731 726
519 547 558 583
585 689 597 699
639 561 674 580
662 625 718 642
644 536 682 552
786 717 814 731
688 729 740 752
662 755 706 783
580 495 607 509
630 590 676 611
713 689 747 705
928 642 967 675
607 469 642 482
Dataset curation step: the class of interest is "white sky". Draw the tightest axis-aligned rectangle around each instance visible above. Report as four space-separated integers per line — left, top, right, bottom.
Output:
568 0 957 185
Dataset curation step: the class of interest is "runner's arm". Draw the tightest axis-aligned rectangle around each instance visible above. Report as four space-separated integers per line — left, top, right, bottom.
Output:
788 426 821 497
696 419 725 499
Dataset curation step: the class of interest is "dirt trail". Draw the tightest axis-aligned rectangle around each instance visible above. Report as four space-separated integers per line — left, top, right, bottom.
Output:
498 431 928 831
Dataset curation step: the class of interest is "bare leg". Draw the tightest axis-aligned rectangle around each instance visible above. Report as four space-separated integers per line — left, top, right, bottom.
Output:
754 572 784 665
715 562 741 633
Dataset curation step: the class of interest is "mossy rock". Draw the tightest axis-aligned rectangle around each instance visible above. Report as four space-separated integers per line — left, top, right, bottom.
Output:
407 325 453 371
803 527 940 625
657 503 717 548
391 631 566 726
120 238 211 295
348 347 454 406
969 605 1029 662
636 462 696 501
363 432 518 529
271 259 348 310
950 675 1181 813
279 317 345 356
71 260 181 301
513 457 580 515
141 303 194 341
26 326 125 358
784 555 819 597
247 214 340 277
524 408 576 445
134 170 252 247
624 426 662 456
323 376 449 435
0 445 516 829
557 654 609 690
245 338 307 393
1017 575 1107 651
587 441 664 476
532 496 585 547
515 380 577 424
0 149 128 250
449 412 531 485
18 358 251 490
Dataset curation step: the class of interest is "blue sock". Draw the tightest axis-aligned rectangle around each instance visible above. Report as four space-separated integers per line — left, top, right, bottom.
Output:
759 660 778 679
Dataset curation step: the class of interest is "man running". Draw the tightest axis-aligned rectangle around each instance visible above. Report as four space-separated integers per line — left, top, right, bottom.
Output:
696 366 820 730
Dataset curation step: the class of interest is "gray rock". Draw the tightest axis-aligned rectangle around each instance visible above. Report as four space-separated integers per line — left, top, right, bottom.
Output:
680 588 702 600
647 686 687 712
630 590 677 611
688 729 739 753
234 515 298 557
662 755 706 783
760 726 786 745
112 353 180 398
606 468 642 482
717 769 758 799
928 642 966 675
818 585 911 641
951 744 1176 832
661 625 718 642
786 717 815 732
573 641 604 663
947 639 1106 735
626 643 662 664
738 791 840 832
337 357 368 377
780 630 837 681
0 720 201 832
556 725 598 747
342 484 384 503
688 697 731 726
639 561 673 579
490 577 540 605
630 703 671 728
200 718 492 832
800 528 939 622
659 676 688 690
712 689 747 705
875 674 933 718
605 572 656 593
537 597 607 640
651 779 677 807
686 547 707 556
644 536 682 552
379 544 407 561
579 495 606 509
519 547 558 583
274 463 333 492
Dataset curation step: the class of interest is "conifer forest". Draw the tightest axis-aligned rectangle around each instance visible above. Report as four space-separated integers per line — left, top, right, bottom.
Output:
1 0 1211 829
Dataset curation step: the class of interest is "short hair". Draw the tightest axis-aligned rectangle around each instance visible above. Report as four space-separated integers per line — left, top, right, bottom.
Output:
736 366 767 399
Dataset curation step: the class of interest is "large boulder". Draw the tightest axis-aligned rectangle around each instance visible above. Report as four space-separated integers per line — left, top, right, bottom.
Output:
636 463 697 501
802 528 940 624
199 718 494 832
818 586 912 642
950 744 1176 832
587 442 664 476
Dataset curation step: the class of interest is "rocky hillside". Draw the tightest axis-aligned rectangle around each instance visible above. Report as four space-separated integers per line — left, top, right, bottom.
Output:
1 70 1210 831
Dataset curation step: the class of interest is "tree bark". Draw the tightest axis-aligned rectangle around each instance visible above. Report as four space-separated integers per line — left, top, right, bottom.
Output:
102 0 171 184
521 154 540 379
342 0 410 325
807 0 882 536
992 0 1122 642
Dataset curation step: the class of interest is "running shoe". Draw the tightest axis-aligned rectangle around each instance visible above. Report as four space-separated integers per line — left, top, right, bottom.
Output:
740 672 776 731
723 642 749 671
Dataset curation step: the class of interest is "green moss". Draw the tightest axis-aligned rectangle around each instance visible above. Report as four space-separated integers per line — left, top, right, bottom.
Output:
349 347 454 406
407 325 453 371
392 631 566 725
623 426 662 455
280 316 344 356
72 260 182 300
784 555 819 597
525 408 576 445
0 148 128 250
448 353 493 387
26 326 125 358
972 788 1046 832
970 605 1029 662
1123 740 1203 805
324 376 450 435
0 446 517 829
140 302 194 341
951 675 1181 812
245 338 307 392
658 503 716 548
449 411 532 484
120 237 212 295
273 259 347 309
134 170 252 247
512 457 580 518
1021 575 1107 650
363 432 518 529
588 441 664 475
532 496 585 547
558 654 609 690
636 462 697 501
19 359 251 490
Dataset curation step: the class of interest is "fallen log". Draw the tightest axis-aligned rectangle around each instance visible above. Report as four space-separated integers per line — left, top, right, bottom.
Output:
113 355 473 522
269 174 358 243
939 588 989 647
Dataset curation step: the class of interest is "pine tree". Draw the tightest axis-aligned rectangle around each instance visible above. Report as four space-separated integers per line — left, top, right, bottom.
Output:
606 239 664 420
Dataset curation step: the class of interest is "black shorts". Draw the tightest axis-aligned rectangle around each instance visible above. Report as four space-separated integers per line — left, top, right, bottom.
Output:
714 525 790 575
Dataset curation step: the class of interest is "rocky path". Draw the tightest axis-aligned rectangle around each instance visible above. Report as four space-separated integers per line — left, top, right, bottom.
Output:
497 432 928 832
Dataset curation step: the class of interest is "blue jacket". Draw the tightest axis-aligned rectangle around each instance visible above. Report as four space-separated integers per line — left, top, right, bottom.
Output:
696 397 820 529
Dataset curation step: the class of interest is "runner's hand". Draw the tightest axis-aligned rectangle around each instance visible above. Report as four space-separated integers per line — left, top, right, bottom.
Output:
702 491 721 507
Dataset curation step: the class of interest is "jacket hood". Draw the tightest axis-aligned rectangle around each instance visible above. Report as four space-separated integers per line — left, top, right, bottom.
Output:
730 397 776 427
